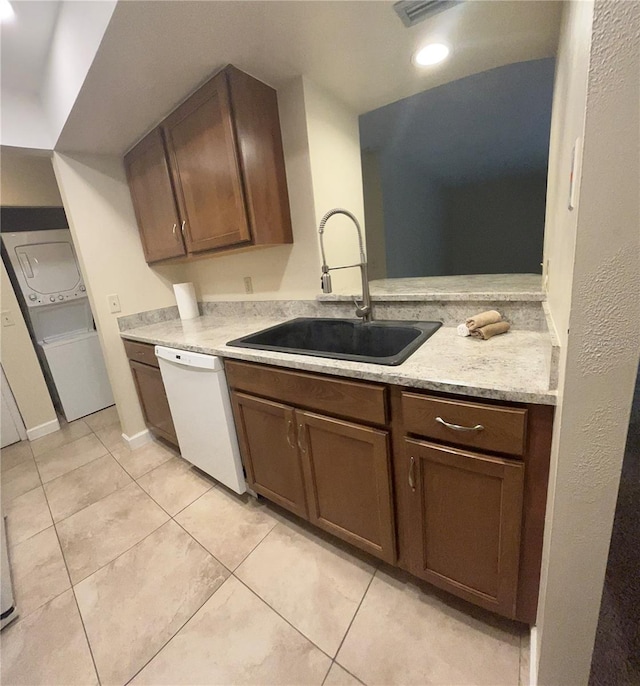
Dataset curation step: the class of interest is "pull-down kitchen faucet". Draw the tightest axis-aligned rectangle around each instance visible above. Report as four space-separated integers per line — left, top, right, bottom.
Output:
318 208 372 322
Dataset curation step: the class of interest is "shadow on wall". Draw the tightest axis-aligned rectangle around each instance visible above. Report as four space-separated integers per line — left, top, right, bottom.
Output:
360 58 555 278
589 365 640 685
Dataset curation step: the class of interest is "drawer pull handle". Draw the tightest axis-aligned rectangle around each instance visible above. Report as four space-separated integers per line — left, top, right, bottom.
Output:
408 456 416 491
435 416 485 432
286 420 295 449
297 423 306 453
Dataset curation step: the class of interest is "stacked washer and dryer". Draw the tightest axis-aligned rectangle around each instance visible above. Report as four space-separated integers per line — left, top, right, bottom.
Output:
2 229 114 422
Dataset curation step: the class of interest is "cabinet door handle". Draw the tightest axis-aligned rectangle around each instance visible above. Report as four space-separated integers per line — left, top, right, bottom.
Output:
408 456 416 492
297 423 306 453
180 220 186 236
435 416 485 432
286 420 295 449
172 223 178 237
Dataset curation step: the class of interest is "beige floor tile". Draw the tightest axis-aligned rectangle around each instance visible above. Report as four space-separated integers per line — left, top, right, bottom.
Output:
34 433 108 483
236 522 375 657
336 570 521 686
57 481 169 583
75 520 227 686
520 631 531 686
10 526 71 619
131 576 331 686
94 422 127 451
0 589 98 686
176 488 278 570
325 663 364 686
4 487 53 547
111 439 176 479
1 458 40 503
137 457 214 516
44 453 132 522
83 405 119 431
1 441 33 473
30 419 91 457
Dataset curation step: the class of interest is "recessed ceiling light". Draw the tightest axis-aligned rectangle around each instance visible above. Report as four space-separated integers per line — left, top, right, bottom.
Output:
0 0 15 23
414 43 450 67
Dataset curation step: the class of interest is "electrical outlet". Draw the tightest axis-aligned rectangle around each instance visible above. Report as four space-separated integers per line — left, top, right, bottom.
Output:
243 276 253 294
1 310 14 327
107 294 121 314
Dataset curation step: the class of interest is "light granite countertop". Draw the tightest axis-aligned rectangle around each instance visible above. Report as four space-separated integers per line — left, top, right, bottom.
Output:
318 274 544 302
120 314 556 405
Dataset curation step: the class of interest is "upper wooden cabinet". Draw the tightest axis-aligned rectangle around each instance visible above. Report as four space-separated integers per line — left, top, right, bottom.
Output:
124 65 293 264
125 128 185 263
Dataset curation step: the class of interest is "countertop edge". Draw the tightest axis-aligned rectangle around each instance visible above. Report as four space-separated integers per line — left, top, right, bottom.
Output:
120 330 557 407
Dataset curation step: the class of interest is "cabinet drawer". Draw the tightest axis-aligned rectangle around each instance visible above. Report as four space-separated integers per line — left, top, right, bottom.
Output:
123 339 159 368
225 360 387 425
402 392 527 457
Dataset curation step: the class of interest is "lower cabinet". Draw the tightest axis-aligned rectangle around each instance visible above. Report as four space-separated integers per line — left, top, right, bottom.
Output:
230 390 396 564
127 357 178 447
227 360 552 623
125 341 178 447
299 411 395 563
401 438 524 617
231 392 307 518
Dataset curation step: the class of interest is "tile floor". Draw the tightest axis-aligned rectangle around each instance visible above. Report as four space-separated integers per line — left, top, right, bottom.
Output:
1 407 530 685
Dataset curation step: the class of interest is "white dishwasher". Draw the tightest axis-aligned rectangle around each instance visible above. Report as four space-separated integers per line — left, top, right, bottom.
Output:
155 346 246 494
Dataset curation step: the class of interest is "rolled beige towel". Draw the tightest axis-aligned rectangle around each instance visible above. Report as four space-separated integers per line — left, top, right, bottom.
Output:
466 310 502 331
470 321 511 340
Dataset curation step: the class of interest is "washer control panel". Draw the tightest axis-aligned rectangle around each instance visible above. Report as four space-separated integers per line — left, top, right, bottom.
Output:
26 283 87 308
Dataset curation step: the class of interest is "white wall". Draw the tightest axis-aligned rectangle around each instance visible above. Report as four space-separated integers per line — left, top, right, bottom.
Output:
0 94 53 150
42 1 117 144
0 148 63 206
535 1 640 683
0 148 62 435
0 1 116 151
0 263 57 434
186 77 320 301
542 2 593 346
303 79 365 294
52 152 186 438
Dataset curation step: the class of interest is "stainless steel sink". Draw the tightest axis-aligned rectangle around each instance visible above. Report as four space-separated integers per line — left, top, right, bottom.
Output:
226 318 442 366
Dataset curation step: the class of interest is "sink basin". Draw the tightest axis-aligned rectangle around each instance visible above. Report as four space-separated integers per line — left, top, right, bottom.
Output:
226 318 442 365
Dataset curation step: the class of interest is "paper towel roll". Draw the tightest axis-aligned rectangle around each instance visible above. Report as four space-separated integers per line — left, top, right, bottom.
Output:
173 282 199 320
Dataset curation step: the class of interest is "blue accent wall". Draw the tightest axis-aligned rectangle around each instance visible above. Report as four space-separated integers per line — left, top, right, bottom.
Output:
359 58 555 277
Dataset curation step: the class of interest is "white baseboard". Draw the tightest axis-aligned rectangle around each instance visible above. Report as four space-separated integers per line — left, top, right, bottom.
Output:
529 625 538 686
122 429 152 450
27 418 61 441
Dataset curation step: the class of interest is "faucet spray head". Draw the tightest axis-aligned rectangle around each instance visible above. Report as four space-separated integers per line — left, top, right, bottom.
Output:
321 267 332 293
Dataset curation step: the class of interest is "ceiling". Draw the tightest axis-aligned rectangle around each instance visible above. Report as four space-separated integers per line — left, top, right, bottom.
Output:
54 0 562 155
1 0 61 95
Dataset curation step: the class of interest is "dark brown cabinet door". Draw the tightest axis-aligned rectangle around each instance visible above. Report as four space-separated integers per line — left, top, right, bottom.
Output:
129 360 178 446
231 392 307 518
124 128 185 263
298 411 395 563
402 438 524 617
164 72 251 254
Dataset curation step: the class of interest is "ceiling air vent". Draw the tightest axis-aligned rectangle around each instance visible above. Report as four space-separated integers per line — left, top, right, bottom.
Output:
393 0 463 28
